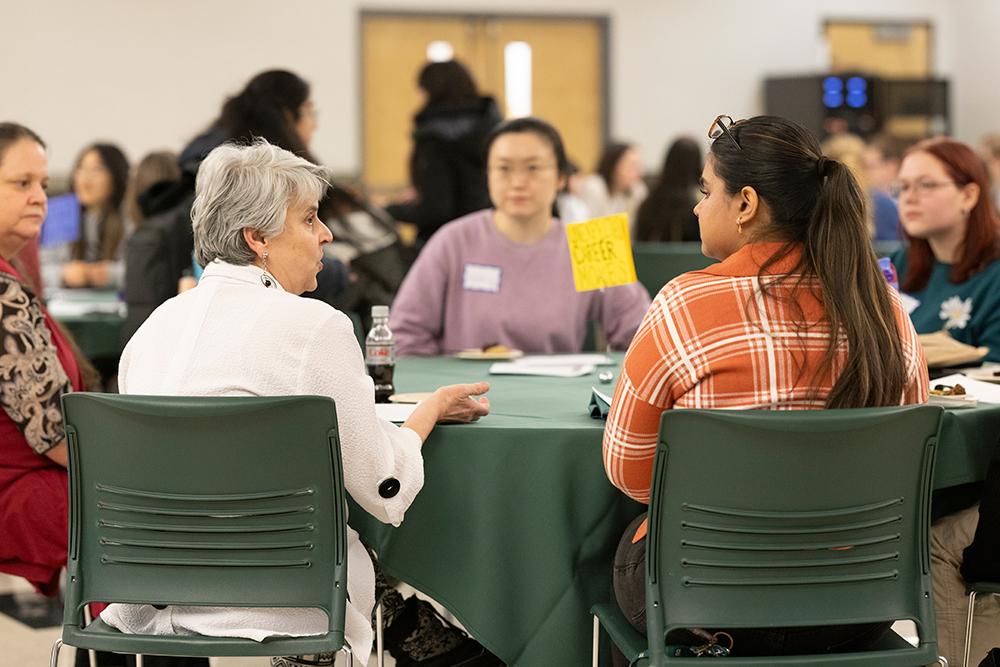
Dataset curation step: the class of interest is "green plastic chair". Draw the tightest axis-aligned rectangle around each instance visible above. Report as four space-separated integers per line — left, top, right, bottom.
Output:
52 394 349 665
632 242 714 297
593 405 948 666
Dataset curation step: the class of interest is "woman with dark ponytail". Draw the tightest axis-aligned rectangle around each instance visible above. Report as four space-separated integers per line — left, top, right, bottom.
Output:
602 115 928 661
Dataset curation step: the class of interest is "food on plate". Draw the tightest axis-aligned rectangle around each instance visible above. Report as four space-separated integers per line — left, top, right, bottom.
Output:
931 383 967 396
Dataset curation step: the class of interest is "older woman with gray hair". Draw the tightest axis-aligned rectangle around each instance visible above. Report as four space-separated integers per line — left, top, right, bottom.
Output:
100 141 490 664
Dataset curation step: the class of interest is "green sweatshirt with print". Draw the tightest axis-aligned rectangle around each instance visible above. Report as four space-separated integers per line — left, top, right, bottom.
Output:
891 250 1000 363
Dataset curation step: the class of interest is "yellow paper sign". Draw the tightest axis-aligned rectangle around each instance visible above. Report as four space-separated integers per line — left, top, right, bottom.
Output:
565 213 638 292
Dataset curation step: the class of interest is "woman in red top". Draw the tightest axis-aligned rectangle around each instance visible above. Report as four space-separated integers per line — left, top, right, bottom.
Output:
0 123 89 594
603 115 927 662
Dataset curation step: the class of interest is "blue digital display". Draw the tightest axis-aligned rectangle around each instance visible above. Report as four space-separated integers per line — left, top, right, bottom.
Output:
823 76 843 94
846 91 868 108
823 91 844 109
846 76 867 93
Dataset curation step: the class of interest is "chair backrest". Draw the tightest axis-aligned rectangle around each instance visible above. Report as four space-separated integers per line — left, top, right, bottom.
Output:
645 405 943 662
60 393 347 642
632 242 714 297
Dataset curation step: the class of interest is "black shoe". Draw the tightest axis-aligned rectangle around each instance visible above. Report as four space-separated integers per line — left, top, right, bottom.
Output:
383 596 505 666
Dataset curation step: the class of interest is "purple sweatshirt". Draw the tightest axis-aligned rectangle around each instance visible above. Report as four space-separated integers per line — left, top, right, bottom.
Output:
390 209 651 357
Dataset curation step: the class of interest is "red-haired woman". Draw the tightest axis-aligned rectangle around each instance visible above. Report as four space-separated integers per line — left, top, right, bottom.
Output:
891 138 1000 664
891 138 1000 361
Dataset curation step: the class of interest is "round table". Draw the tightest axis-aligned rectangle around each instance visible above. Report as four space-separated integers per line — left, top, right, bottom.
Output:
349 356 1000 666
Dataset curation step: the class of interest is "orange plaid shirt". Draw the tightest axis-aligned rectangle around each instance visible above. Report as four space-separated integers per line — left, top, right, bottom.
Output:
604 242 929 514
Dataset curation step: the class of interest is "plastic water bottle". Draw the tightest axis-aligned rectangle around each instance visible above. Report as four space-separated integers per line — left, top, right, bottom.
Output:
878 257 899 291
365 305 395 403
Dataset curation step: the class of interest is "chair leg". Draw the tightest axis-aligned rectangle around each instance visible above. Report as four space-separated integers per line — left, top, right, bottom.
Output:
964 590 978 667
82 606 97 667
50 638 63 667
592 615 600 667
940 657 950 666
136 655 144 667
376 601 385 667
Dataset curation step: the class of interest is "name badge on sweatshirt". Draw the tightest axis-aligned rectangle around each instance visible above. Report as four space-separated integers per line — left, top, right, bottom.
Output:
463 263 502 293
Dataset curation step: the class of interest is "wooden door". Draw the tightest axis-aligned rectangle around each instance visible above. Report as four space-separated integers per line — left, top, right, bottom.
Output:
361 13 606 191
362 16 475 190
486 17 605 176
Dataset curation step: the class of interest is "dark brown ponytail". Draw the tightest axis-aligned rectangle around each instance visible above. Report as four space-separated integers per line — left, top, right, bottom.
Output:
805 159 906 407
710 116 907 408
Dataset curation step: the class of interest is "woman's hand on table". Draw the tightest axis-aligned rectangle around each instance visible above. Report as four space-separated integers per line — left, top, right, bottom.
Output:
401 381 490 442
433 382 491 423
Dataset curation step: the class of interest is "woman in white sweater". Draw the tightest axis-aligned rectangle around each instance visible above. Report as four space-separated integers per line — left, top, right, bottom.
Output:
101 140 490 665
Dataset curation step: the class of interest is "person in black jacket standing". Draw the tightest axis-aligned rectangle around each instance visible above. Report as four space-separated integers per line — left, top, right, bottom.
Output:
386 60 501 245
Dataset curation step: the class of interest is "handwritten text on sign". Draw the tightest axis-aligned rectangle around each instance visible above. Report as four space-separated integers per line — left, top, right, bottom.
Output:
565 213 638 292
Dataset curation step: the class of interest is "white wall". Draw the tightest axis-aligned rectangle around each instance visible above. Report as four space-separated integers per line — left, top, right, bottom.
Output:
0 0 988 177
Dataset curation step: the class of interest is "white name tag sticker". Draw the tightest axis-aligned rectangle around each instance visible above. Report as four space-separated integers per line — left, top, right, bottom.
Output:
463 264 502 293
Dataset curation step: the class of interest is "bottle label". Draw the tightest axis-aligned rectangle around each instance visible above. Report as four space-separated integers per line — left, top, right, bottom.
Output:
366 344 394 364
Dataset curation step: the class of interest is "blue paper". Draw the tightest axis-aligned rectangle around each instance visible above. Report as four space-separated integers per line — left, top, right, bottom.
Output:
40 193 81 246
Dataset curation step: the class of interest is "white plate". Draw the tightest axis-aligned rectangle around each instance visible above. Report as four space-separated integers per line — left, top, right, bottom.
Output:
961 367 1000 384
928 394 978 409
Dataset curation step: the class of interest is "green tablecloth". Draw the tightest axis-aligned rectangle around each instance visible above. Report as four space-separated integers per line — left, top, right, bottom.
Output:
50 290 126 361
350 357 640 666
58 312 125 360
349 356 1000 666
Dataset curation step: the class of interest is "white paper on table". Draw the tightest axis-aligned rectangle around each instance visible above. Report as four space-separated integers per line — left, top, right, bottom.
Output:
489 362 596 377
932 373 1000 404
516 354 614 367
374 403 418 423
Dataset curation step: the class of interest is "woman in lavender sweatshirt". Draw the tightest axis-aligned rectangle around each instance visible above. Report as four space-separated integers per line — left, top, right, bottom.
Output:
390 117 651 356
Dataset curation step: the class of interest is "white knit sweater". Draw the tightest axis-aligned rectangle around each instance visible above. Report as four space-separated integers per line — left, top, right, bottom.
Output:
101 260 424 663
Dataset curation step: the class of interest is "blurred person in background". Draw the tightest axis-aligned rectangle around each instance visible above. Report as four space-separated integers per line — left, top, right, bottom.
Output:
633 137 702 242
385 60 502 245
863 133 908 241
823 132 901 242
41 142 130 291
555 159 590 223
126 151 182 228
578 141 648 231
979 132 1000 212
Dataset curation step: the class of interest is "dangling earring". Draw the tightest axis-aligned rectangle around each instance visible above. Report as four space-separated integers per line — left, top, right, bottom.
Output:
736 217 744 235
260 250 274 288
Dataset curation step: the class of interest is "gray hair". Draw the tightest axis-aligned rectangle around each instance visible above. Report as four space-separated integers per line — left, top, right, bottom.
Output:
191 140 329 267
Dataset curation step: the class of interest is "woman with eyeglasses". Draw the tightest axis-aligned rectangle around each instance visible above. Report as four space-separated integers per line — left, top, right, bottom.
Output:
603 115 927 662
890 138 1000 361
390 117 650 356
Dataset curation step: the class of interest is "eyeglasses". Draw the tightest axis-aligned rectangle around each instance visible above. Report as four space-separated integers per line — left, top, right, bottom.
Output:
708 114 742 151
488 163 557 181
890 179 957 198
